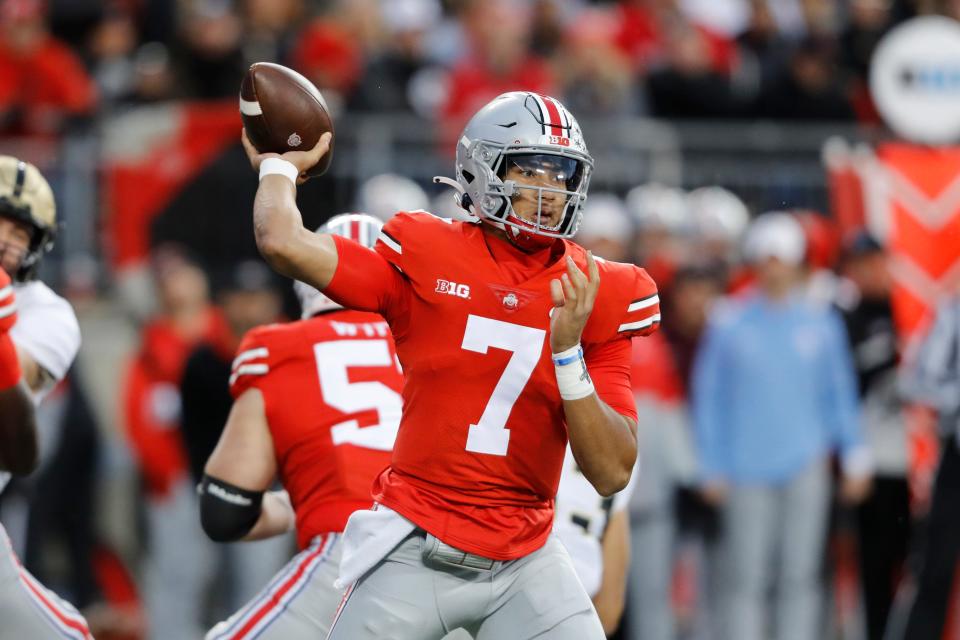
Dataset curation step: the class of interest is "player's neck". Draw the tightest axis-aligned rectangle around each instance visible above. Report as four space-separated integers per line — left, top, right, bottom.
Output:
480 223 562 259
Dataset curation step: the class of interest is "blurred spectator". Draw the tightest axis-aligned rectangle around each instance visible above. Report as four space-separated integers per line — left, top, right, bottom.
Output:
575 192 634 262
835 232 909 640
529 0 567 57
240 0 304 69
692 212 870 640
180 260 282 484
85 4 139 106
440 0 555 143
130 41 177 103
294 0 383 112
556 7 638 116
626 182 689 289
754 37 855 120
170 259 287 637
734 0 793 104
839 0 893 122
0 0 97 136
121 248 232 640
899 293 960 640
646 19 743 118
174 0 244 99
350 0 441 113
614 0 738 74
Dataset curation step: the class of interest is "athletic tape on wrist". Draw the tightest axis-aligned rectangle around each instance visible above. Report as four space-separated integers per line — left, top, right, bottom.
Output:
259 158 299 185
552 344 594 400
0 332 21 389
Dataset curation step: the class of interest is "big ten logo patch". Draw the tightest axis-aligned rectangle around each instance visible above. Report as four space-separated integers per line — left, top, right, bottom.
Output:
436 279 471 299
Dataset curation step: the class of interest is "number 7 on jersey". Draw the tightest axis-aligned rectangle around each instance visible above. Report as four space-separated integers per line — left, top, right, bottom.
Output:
461 314 545 456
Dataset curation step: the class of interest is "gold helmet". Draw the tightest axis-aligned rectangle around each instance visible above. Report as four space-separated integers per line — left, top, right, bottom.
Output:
0 156 57 281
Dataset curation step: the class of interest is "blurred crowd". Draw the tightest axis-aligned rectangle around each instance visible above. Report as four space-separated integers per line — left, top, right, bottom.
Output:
2 0 960 139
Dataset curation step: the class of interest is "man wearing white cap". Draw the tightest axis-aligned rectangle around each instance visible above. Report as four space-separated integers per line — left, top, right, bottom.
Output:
691 212 871 640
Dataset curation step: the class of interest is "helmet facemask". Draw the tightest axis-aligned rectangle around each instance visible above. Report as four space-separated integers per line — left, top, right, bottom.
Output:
463 141 593 250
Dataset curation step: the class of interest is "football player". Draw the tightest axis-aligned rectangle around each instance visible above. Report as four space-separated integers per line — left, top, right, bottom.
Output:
242 91 660 639
0 157 89 638
201 214 403 640
554 446 636 635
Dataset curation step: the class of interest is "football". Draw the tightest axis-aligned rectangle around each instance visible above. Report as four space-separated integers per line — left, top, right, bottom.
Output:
240 62 334 177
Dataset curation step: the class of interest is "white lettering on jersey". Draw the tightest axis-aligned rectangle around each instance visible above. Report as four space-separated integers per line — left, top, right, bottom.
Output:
435 279 471 299
330 321 390 338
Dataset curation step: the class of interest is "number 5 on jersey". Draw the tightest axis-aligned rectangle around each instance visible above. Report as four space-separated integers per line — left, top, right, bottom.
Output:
461 315 545 457
315 339 403 451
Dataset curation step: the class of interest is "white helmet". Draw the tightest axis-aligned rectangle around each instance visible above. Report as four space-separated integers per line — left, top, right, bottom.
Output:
686 186 750 242
576 192 632 243
294 213 384 319
0 156 57 281
625 183 688 233
440 91 593 251
357 173 429 222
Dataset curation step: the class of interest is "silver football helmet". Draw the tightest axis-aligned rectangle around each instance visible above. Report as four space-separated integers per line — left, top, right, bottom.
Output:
437 92 593 250
294 213 383 319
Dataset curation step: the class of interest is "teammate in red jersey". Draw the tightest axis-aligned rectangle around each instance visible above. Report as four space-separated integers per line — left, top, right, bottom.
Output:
199 214 402 640
243 91 660 639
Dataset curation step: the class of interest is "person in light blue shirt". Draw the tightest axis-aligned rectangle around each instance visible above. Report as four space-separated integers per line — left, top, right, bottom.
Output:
692 212 871 640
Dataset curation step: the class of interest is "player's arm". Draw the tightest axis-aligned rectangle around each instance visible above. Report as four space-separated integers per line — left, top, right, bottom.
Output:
0 339 37 475
242 129 338 289
241 131 406 319
16 347 54 394
0 273 38 475
199 388 294 542
592 509 630 635
551 253 637 496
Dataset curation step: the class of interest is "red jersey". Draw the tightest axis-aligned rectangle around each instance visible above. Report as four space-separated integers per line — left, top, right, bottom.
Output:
325 212 660 560
229 310 402 549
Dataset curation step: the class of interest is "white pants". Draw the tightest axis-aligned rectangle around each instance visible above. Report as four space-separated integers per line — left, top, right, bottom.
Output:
0 523 92 639
328 530 604 640
207 533 343 639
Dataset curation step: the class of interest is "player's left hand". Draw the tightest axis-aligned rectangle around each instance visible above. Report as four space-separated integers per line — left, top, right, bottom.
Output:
549 252 599 353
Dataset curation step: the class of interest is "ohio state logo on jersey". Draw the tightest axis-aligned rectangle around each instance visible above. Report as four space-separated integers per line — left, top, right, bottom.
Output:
435 279 471 299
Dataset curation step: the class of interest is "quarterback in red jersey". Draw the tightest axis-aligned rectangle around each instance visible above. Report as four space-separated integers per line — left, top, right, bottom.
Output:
199 214 402 640
243 91 660 639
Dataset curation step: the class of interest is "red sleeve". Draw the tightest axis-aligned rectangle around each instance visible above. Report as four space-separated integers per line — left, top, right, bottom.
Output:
229 327 275 399
326 234 410 337
586 337 638 423
616 267 661 339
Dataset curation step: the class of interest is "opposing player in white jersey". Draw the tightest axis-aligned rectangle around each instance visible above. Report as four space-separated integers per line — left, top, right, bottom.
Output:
0 156 88 638
554 445 636 635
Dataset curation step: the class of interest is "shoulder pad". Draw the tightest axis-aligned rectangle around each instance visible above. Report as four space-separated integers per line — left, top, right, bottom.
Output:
589 261 661 342
229 323 289 398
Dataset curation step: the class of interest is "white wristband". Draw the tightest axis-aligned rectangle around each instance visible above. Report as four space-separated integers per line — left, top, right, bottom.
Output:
259 158 299 185
552 344 595 401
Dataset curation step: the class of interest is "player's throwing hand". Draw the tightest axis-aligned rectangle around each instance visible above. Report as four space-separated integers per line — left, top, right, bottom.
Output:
241 128 331 184
550 251 600 353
